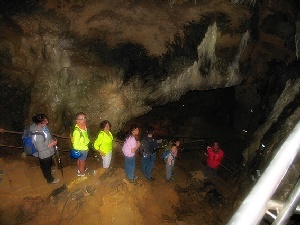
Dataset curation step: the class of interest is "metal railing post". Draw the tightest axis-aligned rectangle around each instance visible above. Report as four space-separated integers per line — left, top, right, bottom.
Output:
227 121 300 225
272 178 300 225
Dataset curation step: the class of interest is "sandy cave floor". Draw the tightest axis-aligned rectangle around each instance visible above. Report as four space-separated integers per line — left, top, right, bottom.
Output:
0 141 236 225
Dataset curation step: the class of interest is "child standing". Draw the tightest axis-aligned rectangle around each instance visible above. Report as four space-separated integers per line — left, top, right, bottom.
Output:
164 143 177 182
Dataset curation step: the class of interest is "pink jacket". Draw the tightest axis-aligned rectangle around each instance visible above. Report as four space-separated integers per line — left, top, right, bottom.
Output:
207 147 224 168
122 136 137 157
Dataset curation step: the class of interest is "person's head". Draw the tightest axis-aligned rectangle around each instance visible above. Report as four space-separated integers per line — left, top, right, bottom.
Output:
75 112 86 126
125 124 139 140
147 126 154 136
32 114 48 126
130 124 139 136
170 143 177 153
100 120 111 131
173 138 181 147
213 142 220 152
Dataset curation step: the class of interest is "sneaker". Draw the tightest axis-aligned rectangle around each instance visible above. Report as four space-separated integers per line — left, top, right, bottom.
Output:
148 177 155 181
166 179 173 182
51 170 56 175
50 178 60 184
77 167 88 174
133 176 138 180
80 174 86 177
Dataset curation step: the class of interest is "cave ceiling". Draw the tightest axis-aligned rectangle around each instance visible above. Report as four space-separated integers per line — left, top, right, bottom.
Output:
0 0 298 134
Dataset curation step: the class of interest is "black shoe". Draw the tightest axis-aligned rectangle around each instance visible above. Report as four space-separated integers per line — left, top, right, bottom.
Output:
148 177 155 181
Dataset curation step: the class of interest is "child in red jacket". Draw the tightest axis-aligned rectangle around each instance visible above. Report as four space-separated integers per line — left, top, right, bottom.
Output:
204 142 224 179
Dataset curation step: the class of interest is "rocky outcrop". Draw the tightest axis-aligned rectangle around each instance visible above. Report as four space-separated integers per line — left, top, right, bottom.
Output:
0 0 298 136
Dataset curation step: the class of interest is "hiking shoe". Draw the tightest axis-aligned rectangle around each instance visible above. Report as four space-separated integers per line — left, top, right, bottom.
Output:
50 178 60 184
148 177 155 181
77 168 88 172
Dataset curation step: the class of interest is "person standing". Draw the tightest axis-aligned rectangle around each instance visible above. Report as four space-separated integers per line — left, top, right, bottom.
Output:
205 141 224 179
164 143 177 182
30 114 60 184
94 120 114 168
72 112 90 177
140 126 158 181
122 124 140 183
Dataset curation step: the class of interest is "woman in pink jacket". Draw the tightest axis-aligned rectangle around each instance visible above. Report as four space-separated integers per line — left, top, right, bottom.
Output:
122 124 140 183
205 142 224 179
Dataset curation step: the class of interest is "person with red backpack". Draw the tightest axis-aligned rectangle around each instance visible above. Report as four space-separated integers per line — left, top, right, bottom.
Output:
205 142 224 179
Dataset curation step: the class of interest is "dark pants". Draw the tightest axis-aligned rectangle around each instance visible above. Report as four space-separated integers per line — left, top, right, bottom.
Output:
39 155 54 183
141 153 156 179
205 165 218 178
125 155 136 180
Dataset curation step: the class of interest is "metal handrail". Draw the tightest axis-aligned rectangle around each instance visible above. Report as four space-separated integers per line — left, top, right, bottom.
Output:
227 121 300 225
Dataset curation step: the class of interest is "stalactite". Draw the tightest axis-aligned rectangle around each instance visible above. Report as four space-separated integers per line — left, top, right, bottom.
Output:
226 30 251 87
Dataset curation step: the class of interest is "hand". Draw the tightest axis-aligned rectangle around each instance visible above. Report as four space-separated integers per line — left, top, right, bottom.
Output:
48 139 58 147
98 150 106 156
136 141 141 148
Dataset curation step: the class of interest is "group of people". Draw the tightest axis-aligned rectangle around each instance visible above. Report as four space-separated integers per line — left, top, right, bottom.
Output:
25 112 114 184
69 112 114 177
121 124 183 183
10 112 224 185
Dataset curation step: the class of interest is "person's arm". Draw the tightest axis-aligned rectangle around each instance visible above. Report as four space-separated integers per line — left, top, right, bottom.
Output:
221 150 224 161
94 132 106 155
131 139 140 153
73 129 82 149
33 132 48 152
47 138 57 148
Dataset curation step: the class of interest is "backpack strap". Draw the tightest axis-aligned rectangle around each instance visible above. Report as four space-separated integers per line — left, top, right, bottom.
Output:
31 131 46 142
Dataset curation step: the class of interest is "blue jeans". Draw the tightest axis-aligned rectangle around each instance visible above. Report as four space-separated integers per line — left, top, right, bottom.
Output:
205 165 218 178
141 153 156 179
125 155 136 180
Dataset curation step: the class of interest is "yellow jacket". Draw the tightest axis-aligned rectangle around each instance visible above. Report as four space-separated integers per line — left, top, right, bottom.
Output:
72 124 90 151
93 130 114 154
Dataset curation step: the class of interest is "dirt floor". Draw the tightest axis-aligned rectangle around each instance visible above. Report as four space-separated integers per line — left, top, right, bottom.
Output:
0 138 237 225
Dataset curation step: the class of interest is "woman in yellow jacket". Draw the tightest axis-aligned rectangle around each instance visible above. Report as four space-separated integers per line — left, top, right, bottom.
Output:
73 112 90 176
94 120 114 168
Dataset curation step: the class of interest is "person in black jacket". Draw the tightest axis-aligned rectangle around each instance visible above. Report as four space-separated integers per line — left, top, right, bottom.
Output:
140 126 158 181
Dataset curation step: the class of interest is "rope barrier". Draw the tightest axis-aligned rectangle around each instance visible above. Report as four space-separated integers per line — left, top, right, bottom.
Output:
2 130 69 139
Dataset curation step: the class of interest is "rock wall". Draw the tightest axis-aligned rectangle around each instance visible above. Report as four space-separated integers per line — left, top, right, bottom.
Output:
0 0 298 137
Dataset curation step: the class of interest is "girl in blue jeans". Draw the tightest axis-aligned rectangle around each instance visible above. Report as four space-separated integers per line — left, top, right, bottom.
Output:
122 124 140 182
